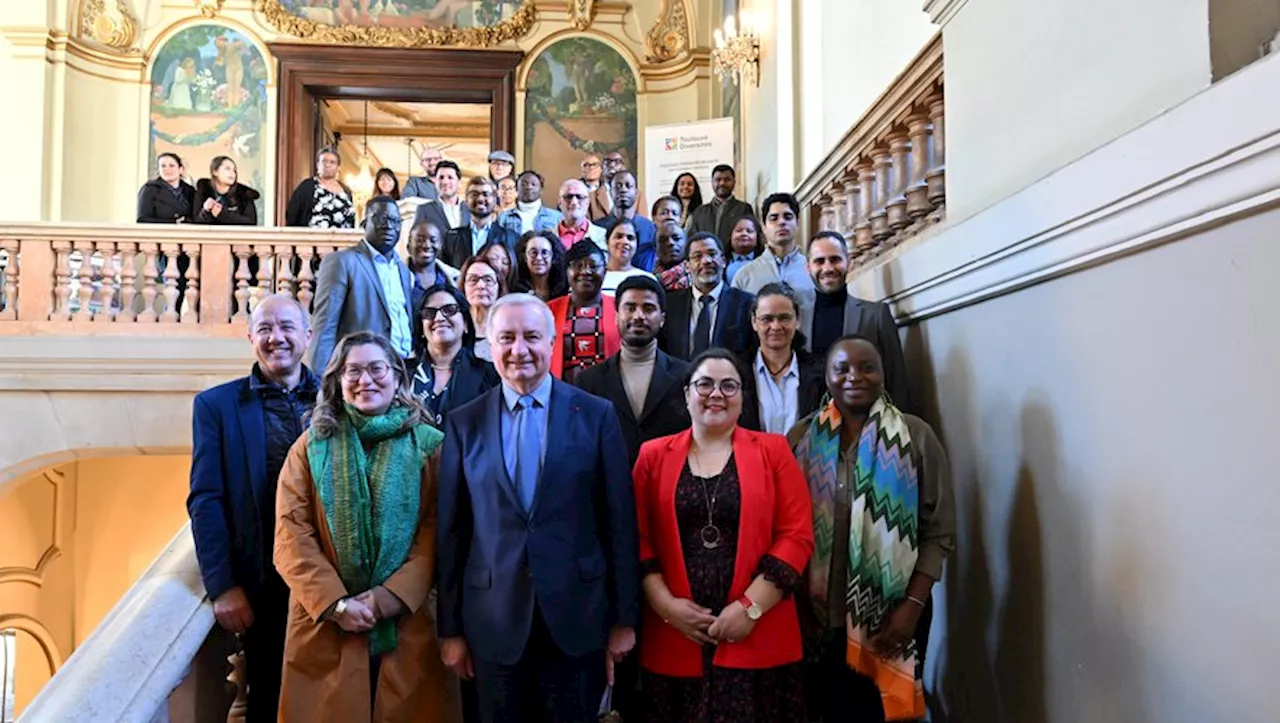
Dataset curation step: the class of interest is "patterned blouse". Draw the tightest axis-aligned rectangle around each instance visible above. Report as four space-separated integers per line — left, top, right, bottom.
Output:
308 182 355 229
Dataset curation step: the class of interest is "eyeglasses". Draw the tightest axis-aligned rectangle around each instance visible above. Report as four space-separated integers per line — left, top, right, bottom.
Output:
341 361 392 382
690 378 741 398
422 303 460 321
465 275 498 288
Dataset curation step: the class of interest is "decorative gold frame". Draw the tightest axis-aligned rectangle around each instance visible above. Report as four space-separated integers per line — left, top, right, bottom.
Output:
258 0 537 48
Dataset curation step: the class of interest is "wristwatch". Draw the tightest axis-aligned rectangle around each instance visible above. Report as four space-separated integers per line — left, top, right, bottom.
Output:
334 597 349 616
738 595 763 621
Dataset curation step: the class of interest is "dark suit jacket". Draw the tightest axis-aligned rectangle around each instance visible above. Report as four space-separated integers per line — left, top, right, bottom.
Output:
414 197 471 236
687 197 755 242
660 286 755 360
187 376 279 602
136 177 195 223
737 348 826 433
441 223 518 269
437 380 640 665
574 350 691 463
799 291 911 413
306 241 414 373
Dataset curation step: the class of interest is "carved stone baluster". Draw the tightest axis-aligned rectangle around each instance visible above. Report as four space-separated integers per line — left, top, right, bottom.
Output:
250 246 274 314
51 240 73 321
159 243 181 323
116 243 138 322
275 245 296 298
182 244 201 323
841 174 861 237
232 246 253 319
905 113 933 221
296 246 316 311
886 133 911 234
853 162 876 253
73 240 96 321
136 243 160 322
94 241 117 322
0 239 19 320
926 95 946 210
868 148 893 243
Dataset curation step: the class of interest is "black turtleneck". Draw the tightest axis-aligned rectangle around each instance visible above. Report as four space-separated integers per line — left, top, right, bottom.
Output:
811 286 848 358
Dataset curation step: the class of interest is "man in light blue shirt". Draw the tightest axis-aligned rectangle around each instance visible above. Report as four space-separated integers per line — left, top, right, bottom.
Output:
306 196 415 371
731 192 816 312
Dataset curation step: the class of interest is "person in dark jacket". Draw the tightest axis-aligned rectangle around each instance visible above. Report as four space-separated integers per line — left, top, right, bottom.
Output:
193 156 260 225
137 152 195 223
411 283 499 429
187 293 318 723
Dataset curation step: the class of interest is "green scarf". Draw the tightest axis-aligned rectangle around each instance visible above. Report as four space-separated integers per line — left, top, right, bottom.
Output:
306 403 443 655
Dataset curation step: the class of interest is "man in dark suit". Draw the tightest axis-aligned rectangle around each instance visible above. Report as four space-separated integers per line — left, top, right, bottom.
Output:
414 159 471 235
438 293 639 723
441 176 519 268
686 164 754 242
661 231 755 360
306 195 415 373
799 230 911 412
188 294 319 723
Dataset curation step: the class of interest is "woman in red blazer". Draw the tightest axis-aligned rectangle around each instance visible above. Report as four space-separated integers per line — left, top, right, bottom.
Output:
546 240 620 382
632 348 815 723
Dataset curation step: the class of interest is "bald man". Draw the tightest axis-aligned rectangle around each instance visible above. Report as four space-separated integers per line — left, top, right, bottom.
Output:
188 294 319 723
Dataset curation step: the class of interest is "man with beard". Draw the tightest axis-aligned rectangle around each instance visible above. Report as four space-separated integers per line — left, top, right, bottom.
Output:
402 145 442 202
799 230 911 413
687 164 753 241
307 195 414 372
498 170 563 236
442 176 518 268
731 192 815 312
189 294 318 723
660 231 754 360
593 170 657 272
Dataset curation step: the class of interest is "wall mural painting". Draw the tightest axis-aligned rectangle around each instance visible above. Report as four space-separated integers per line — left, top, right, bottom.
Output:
524 37 638 194
275 0 525 29
148 25 268 212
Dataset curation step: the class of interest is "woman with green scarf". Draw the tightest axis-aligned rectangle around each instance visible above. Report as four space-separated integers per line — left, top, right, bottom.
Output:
787 335 955 722
274 331 457 722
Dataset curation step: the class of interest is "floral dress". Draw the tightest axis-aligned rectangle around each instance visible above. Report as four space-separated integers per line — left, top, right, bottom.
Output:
308 182 355 229
640 457 807 723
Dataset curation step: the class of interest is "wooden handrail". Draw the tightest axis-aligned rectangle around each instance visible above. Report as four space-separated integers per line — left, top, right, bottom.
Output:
795 33 945 265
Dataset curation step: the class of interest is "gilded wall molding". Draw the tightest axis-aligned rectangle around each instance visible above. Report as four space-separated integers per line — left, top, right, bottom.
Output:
568 0 597 30
78 0 140 54
644 0 692 65
258 0 537 48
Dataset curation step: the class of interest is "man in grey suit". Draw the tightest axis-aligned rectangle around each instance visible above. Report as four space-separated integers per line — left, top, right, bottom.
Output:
799 230 912 412
306 195 415 373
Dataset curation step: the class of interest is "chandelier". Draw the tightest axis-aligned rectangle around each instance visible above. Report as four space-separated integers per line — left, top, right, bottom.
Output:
712 13 760 87
345 101 376 199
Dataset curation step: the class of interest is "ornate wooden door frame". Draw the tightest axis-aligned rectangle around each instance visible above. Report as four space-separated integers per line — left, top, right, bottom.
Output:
271 43 523 223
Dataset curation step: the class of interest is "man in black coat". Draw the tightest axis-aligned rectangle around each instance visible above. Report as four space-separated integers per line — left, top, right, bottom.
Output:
441 176 518 268
660 232 754 360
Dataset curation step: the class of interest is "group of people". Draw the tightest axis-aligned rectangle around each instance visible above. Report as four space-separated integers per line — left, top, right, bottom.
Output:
186 148 955 723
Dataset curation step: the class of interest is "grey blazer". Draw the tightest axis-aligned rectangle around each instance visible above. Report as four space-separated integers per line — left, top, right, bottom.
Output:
799 292 912 413
306 242 414 373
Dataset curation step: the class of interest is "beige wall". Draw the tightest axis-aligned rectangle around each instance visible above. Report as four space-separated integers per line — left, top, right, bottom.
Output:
0 455 190 717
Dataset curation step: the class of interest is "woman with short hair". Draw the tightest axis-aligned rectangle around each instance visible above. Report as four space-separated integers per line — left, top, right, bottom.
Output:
274 331 456 722
193 156 260 226
285 147 355 228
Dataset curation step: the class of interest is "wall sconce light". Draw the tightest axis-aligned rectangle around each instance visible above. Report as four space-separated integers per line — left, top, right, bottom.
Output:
712 13 760 87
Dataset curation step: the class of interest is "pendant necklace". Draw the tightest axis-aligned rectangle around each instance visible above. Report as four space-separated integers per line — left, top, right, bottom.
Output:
692 442 723 550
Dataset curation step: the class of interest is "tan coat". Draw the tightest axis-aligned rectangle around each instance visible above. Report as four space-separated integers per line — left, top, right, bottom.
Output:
274 436 457 723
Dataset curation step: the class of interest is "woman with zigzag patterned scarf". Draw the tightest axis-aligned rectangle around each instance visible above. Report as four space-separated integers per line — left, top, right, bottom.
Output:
788 335 956 722
274 332 459 723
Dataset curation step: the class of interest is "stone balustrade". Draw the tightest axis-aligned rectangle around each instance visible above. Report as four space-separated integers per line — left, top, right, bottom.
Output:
0 223 362 336
795 34 944 266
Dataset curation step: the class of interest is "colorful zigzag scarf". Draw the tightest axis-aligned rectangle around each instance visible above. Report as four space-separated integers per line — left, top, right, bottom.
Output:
306 403 443 656
794 393 924 720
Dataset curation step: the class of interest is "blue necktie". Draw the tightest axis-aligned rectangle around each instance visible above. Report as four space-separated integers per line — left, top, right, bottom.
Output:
514 395 542 510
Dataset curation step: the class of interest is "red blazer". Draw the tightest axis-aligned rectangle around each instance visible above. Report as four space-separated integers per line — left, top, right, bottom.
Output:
546 294 621 379
632 427 815 677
